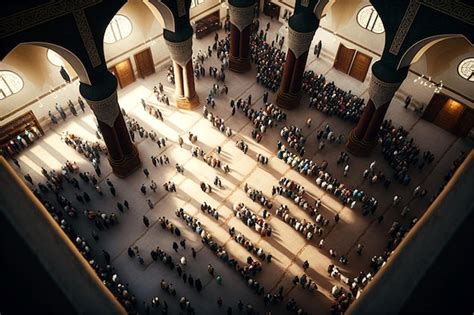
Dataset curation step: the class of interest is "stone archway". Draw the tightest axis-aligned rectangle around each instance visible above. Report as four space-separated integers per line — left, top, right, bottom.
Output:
21 42 91 85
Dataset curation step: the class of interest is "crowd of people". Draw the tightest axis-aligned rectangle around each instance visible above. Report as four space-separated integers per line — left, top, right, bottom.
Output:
250 30 285 91
378 119 435 185
9 15 468 315
302 70 365 123
232 203 273 237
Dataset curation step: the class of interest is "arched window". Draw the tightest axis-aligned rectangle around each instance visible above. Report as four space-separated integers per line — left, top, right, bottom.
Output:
0 71 24 100
47 49 64 67
457 58 474 82
357 6 384 34
104 15 133 44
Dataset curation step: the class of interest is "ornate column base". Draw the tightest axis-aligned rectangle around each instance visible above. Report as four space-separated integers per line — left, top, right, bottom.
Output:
109 145 141 178
346 130 377 156
229 55 251 73
276 90 301 109
176 94 200 110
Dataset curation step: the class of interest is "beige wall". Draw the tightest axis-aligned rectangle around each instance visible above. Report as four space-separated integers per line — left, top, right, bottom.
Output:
0 45 79 123
0 0 221 125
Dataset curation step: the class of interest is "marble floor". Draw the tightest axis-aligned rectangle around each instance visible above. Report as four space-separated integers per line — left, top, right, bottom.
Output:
9 15 472 315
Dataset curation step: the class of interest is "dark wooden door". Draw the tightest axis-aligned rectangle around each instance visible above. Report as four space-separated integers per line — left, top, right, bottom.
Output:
114 58 135 89
455 107 474 137
422 93 450 122
333 44 355 74
349 51 372 82
134 48 155 79
433 99 465 132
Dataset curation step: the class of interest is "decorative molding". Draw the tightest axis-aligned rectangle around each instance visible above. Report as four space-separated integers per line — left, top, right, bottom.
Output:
287 27 316 58
229 3 255 32
389 0 421 55
0 0 101 39
165 37 193 67
73 10 101 68
84 90 120 127
389 0 473 56
369 74 403 109
422 0 474 26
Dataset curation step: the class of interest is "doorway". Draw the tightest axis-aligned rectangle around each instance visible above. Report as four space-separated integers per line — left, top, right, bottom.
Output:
134 48 155 79
109 58 135 89
333 44 355 74
423 93 474 137
333 43 372 82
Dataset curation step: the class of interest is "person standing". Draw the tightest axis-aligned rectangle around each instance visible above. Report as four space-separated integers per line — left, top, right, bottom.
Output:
147 199 154 209
143 215 150 228
178 136 184 148
49 110 58 124
143 168 150 178
56 103 66 121
103 250 111 264
404 95 412 109
60 66 71 83
68 100 77 116
303 260 309 271
78 96 85 112
24 173 33 185
343 164 350 177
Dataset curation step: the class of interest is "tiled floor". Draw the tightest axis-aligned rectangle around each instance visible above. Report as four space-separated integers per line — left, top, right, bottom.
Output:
10 15 472 315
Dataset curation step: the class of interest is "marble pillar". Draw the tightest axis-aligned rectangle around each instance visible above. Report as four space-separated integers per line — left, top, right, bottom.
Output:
165 36 200 109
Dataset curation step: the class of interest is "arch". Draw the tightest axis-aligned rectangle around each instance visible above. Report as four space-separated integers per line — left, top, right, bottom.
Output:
20 42 91 85
143 0 176 32
397 34 474 70
313 0 336 19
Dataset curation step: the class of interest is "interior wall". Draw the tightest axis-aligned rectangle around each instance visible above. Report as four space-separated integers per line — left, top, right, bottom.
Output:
0 45 78 123
0 0 221 125
319 0 384 56
409 37 474 104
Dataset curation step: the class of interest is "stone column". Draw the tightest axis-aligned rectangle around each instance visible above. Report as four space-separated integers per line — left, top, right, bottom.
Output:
276 25 315 109
228 0 256 73
80 73 141 178
165 36 200 109
346 71 403 156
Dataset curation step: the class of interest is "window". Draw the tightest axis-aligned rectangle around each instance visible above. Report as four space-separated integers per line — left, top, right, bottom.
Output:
104 15 133 44
0 71 24 100
190 0 205 8
47 49 64 67
357 5 384 34
457 58 474 82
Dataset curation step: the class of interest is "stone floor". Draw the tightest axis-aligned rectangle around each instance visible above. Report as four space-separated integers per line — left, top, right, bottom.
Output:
10 15 473 315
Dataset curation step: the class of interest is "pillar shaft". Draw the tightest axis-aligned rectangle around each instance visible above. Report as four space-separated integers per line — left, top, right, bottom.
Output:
346 64 405 156
173 61 184 97
353 100 376 139
228 1 255 73
276 26 315 109
289 50 309 94
363 102 390 143
165 36 200 109
280 49 296 94
80 75 141 177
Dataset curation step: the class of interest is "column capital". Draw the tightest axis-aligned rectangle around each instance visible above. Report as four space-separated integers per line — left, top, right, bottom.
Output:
229 2 255 32
368 74 403 109
287 26 316 58
165 36 193 67
83 89 120 127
